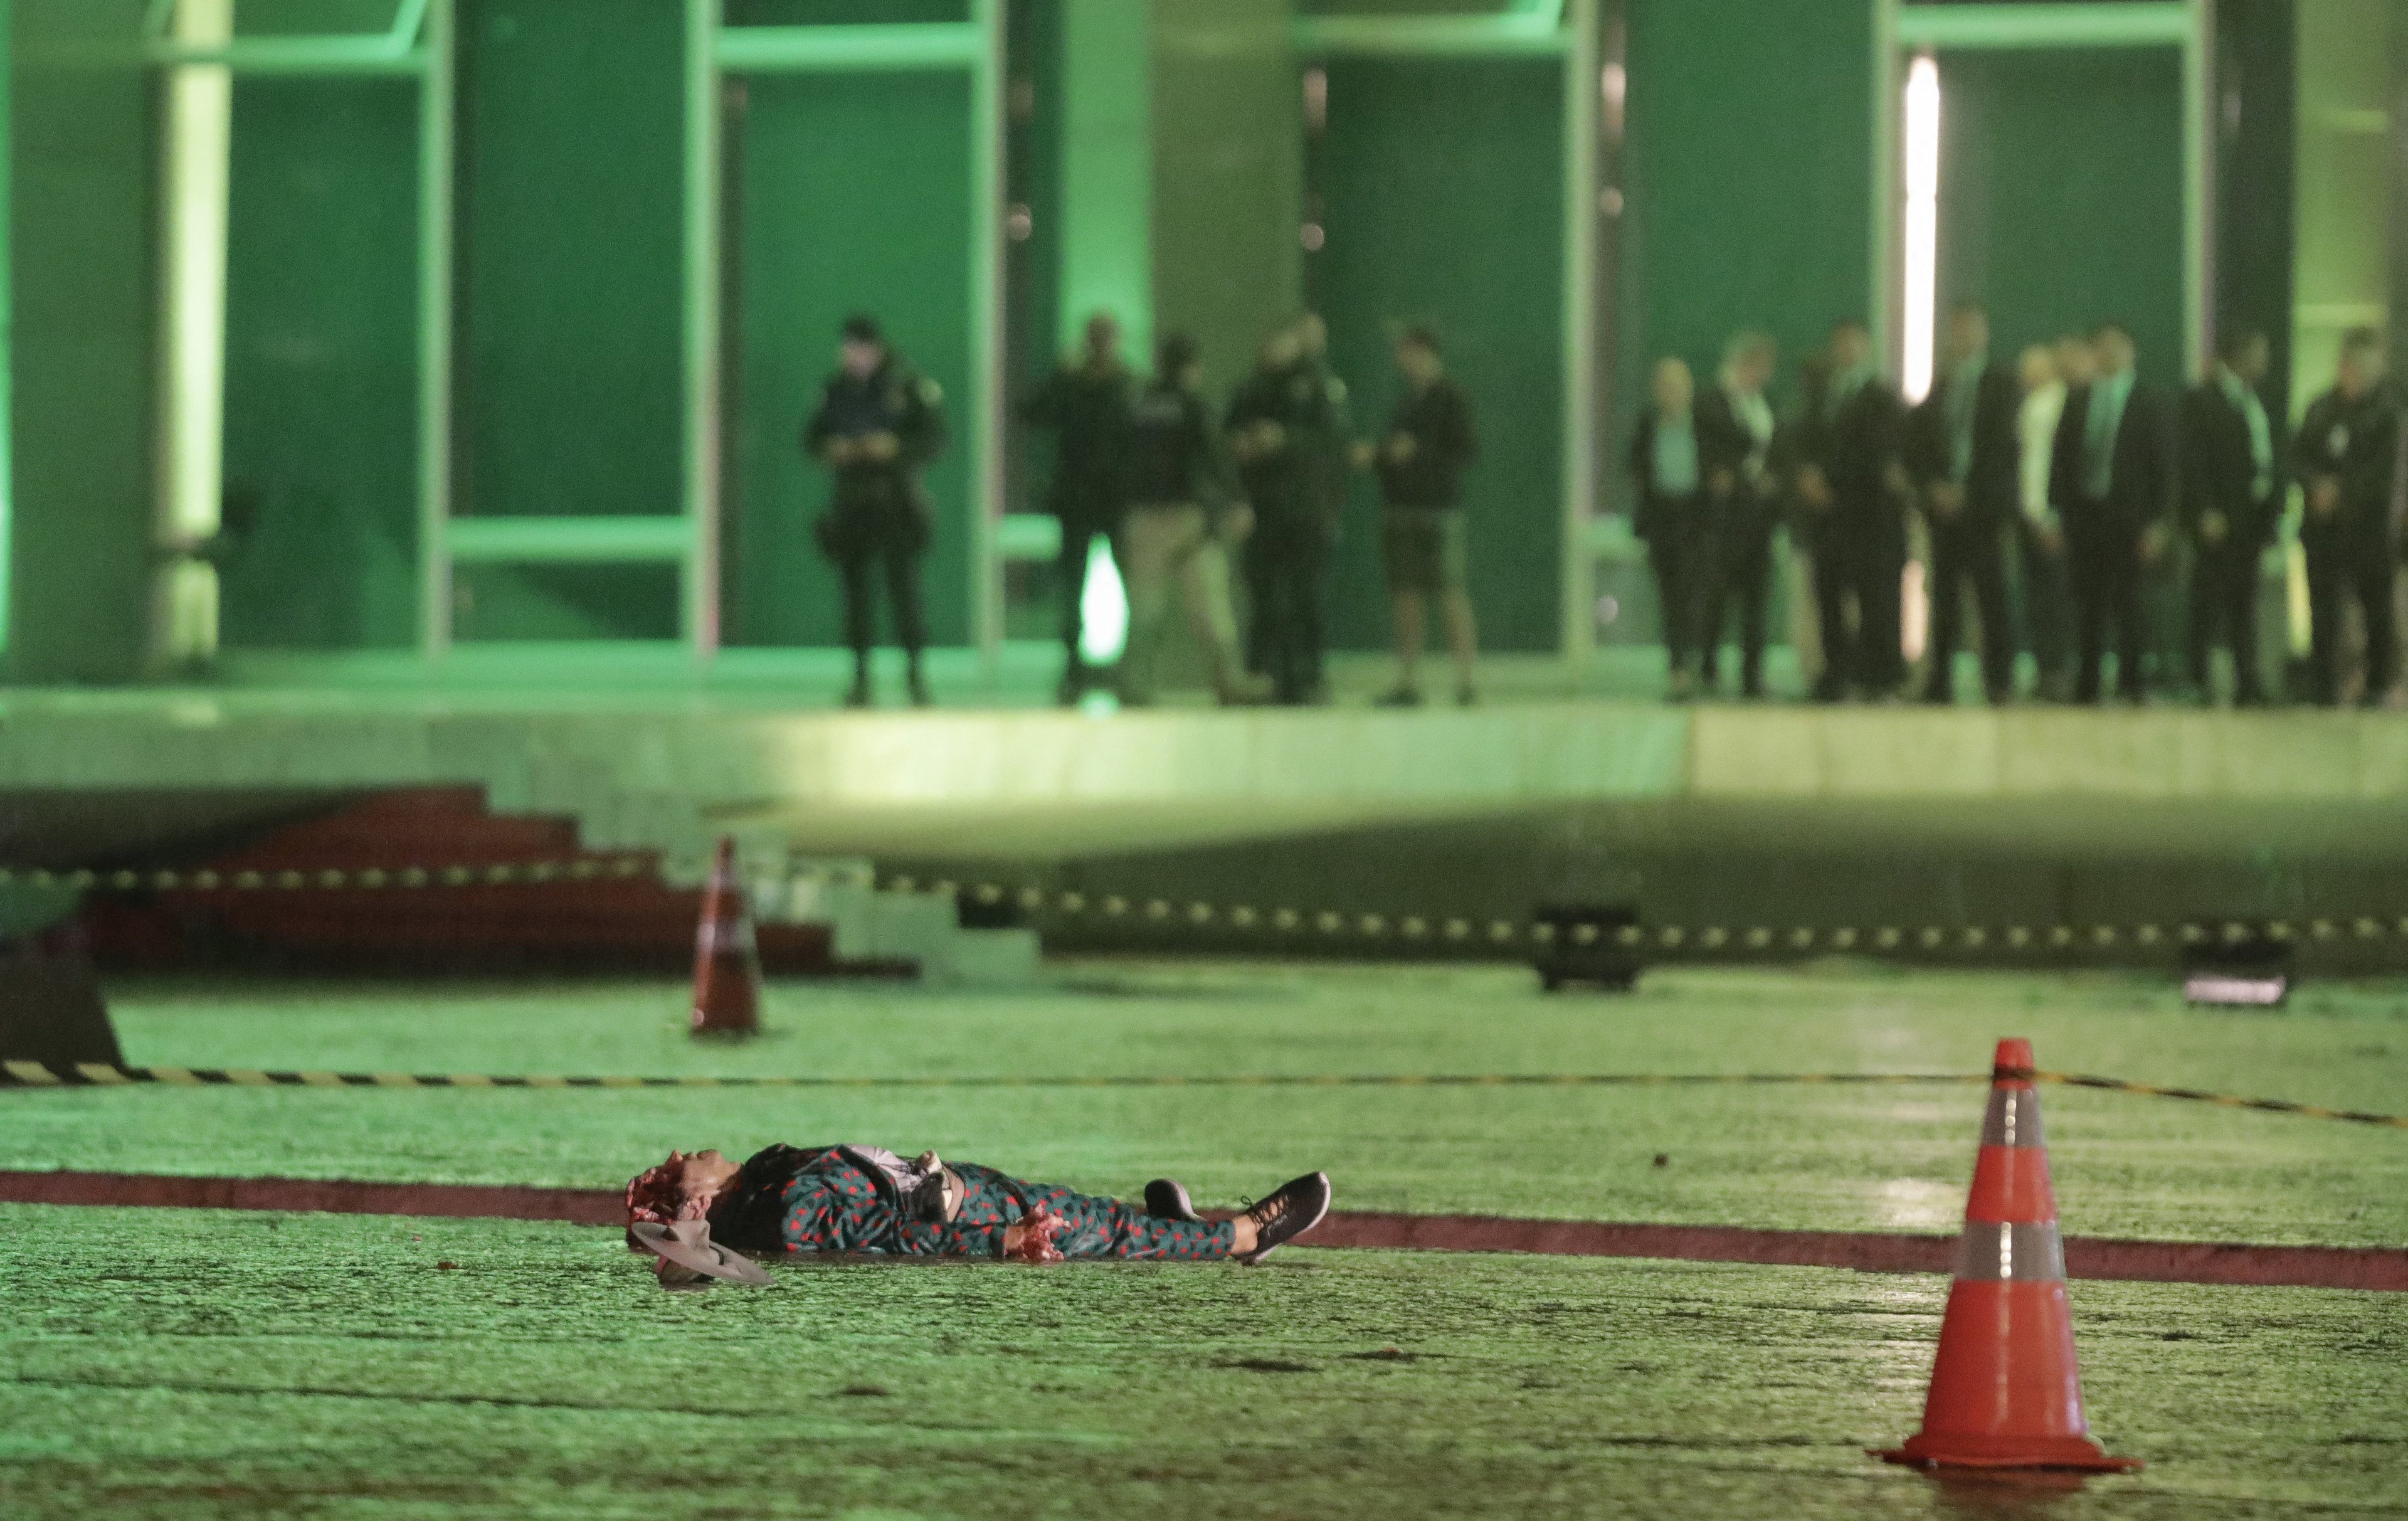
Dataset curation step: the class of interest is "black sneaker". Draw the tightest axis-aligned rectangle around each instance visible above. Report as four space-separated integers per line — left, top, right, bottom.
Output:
842 676 873 709
1237 1172 1330 1264
1374 686 1422 709
1143 1178 1203 1222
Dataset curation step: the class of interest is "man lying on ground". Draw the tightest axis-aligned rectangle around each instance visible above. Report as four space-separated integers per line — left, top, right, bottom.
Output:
624 1143 1330 1283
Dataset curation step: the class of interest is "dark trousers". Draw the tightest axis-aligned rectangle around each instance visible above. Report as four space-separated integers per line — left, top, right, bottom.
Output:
2303 532 2399 704
1645 518 1711 677
2014 519 2073 695
1925 514 2014 702
838 548 926 665
1702 511 1775 696
1055 511 1117 680
1244 526 1327 704
1810 512 1906 699
2187 537 2266 701
2066 522 2147 702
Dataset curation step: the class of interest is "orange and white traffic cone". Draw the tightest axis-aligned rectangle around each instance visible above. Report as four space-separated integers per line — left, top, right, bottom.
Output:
1876 1038 2139 1474
689 837 761 1038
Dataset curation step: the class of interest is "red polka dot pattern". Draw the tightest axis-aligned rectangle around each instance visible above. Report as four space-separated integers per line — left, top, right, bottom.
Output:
768 1153 1237 1261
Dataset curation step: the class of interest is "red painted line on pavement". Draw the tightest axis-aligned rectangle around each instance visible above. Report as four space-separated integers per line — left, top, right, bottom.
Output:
0 1169 621 1226
4 1169 2400 1293
1302 1210 2408 1293
1302 1211 1958 1275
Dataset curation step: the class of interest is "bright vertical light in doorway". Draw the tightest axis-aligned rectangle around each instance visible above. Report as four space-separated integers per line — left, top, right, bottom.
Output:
156 0 233 669
1077 533 1127 668
1901 53 1941 404
161 0 230 545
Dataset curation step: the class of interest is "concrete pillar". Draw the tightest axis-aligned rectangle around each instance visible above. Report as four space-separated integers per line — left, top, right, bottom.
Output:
2292 0 2392 402
9 0 155 684
0 0 11 666
2391 0 2408 356
1149 0 1302 394
1057 0 1151 365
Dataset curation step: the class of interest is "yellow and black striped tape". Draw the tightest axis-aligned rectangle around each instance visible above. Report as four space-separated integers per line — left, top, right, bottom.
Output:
909 876 2408 957
8 854 2402 961
2040 1072 2408 1128
0 857 655 894
3 1060 2401 1128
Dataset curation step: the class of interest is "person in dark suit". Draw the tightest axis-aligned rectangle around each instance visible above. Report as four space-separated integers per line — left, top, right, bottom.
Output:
2180 327 2278 706
1909 305 2022 704
1629 357 1709 699
806 314 947 708
2049 323 2173 703
1696 332 1781 699
1795 319 1910 701
2295 327 2401 707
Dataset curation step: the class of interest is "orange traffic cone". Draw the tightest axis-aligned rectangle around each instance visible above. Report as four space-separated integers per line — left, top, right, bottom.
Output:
1876 1039 2139 1473
689 837 761 1037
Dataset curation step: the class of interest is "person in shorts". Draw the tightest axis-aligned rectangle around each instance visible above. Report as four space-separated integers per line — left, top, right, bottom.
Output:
1358 324 1480 706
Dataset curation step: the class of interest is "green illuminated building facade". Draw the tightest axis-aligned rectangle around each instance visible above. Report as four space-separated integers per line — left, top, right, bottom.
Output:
3 0 2399 687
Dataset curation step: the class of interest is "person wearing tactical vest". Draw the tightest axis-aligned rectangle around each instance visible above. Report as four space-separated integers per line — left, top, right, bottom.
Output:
2296 327 2402 707
1226 321 1343 705
805 315 946 708
2180 326 2279 706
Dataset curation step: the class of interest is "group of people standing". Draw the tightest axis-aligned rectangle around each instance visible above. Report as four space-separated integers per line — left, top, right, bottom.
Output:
796 308 1481 709
802 304 2399 712
1631 314 2400 707
1022 310 1482 709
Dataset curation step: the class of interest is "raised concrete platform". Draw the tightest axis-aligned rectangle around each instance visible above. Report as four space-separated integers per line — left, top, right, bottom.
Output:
7 689 2407 861
1689 704 2408 805
9 689 2408 963
4 688 2408 842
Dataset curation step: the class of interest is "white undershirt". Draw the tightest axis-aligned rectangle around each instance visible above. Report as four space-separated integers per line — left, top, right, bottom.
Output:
2019 381 2067 529
1722 379 1775 484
